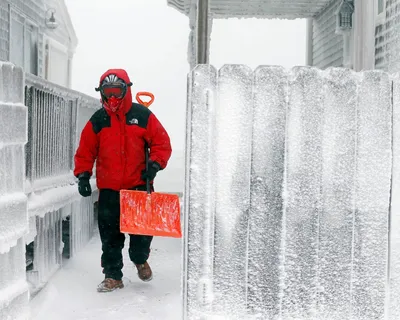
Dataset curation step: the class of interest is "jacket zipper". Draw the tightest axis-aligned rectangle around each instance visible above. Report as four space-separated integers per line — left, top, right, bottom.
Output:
116 113 125 190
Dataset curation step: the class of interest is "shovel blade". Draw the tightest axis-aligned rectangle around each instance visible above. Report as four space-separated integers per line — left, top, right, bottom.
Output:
120 190 182 238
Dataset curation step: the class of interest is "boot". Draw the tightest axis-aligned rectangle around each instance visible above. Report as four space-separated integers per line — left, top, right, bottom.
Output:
97 278 124 292
135 261 153 282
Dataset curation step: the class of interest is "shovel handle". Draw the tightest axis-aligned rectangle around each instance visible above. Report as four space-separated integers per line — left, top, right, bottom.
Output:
136 92 155 107
145 143 151 194
138 92 153 194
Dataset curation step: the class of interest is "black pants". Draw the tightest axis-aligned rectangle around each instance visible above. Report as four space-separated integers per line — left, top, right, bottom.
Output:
98 187 153 280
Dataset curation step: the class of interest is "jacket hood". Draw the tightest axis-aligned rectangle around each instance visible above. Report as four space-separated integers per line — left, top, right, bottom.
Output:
99 68 133 114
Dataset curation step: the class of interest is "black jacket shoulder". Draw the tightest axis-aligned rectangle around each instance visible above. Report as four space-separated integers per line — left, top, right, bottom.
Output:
125 103 152 128
89 108 110 134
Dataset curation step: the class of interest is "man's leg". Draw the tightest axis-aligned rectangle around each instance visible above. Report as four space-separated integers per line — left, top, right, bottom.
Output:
129 235 153 281
128 184 154 281
129 235 153 264
97 189 125 290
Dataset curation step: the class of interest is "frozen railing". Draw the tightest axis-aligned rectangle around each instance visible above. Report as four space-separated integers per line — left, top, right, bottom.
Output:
0 62 100 318
184 65 399 320
24 73 100 192
23 73 100 295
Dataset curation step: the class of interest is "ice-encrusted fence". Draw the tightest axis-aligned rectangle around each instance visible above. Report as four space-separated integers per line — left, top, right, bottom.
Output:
23 73 100 294
183 65 400 320
0 62 100 318
24 73 99 192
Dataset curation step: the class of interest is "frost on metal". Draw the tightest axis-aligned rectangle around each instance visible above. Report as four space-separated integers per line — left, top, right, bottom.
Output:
184 65 395 319
24 72 100 191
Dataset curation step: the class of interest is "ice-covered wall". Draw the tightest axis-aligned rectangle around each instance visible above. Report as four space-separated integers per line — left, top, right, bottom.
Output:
184 64 398 320
0 58 99 317
0 63 29 319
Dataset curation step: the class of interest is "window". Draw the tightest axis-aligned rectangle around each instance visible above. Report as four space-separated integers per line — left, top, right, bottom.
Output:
9 10 38 75
378 0 384 15
25 24 38 75
9 13 24 68
46 39 69 87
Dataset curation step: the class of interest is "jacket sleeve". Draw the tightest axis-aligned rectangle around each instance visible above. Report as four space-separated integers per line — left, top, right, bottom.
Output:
144 112 172 169
74 121 99 177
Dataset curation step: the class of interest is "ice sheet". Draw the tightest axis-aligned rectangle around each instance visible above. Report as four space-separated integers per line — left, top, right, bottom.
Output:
183 65 217 319
351 71 392 320
247 66 287 319
212 64 253 318
0 238 29 320
316 68 357 320
280 66 325 319
389 73 400 320
0 193 28 254
0 103 27 147
0 145 24 196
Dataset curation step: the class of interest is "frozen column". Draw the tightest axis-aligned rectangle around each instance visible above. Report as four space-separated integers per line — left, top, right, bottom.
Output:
389 74 400 320
316 68 357 320
351 71 392 320
183 65 217 320
212 65 253 318
281 67 324 319
0 62 29 318
246 66 287 319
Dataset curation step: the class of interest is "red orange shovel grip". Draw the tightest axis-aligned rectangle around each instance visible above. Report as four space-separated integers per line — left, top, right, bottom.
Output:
136 92 155 107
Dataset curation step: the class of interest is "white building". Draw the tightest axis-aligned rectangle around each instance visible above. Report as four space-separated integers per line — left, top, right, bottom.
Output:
167 0 400 73
0 1 98 319
3 0 77 87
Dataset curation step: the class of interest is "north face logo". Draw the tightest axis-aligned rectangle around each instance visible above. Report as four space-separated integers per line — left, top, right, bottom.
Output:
129 118 138 125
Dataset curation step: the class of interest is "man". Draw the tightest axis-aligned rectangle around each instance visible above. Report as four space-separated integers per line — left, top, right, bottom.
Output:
74 69 172 292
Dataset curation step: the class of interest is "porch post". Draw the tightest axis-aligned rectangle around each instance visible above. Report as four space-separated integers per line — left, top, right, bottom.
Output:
352 0 375 71
188 0 212 69
306 18 314 66
196 0 210 64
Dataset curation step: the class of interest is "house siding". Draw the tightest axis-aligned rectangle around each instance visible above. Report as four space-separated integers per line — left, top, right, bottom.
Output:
312 0 344 69
0 0 45 76
44 0 71 48
0 0 73 79
375 0 400 71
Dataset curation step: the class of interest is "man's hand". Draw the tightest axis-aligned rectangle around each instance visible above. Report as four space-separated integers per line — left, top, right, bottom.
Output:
77 172 92 197
141 161 161 181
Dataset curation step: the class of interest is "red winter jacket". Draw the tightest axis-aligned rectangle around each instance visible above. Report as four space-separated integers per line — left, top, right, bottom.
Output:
74 69 172 191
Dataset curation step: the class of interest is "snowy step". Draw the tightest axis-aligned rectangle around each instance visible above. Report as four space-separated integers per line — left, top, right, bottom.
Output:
29 233 181 320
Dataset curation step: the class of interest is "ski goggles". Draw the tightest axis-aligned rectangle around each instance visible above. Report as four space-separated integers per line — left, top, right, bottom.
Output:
96 81 132 99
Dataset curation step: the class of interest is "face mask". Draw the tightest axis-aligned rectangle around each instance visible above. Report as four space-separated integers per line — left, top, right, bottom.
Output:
104 96 122 112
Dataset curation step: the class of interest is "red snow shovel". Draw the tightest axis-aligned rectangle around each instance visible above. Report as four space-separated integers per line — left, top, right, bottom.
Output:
119 93 181 238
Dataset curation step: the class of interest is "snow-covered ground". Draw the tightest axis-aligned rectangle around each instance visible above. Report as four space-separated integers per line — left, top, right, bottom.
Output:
29 231 182 320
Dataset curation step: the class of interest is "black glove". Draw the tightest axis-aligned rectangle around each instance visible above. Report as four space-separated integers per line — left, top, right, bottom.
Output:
141 161 161 181
77 172 92 197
